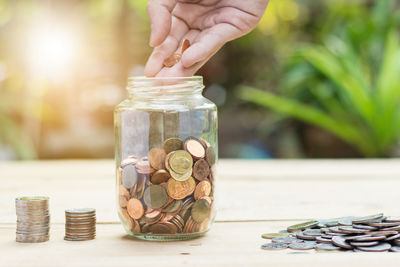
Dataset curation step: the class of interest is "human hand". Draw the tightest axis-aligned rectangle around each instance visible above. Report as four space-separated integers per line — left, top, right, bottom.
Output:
145 0 270 77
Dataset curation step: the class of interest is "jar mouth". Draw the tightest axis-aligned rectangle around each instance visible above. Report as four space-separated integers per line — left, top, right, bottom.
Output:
127 76 204 97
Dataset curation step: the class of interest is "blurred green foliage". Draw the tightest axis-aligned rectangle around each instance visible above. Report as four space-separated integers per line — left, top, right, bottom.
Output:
239 0 400 157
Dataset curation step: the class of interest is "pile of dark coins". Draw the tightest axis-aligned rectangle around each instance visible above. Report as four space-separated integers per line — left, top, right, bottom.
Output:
15 196 50 243
118 136 216 235
64 208 96 241
261 214 400 252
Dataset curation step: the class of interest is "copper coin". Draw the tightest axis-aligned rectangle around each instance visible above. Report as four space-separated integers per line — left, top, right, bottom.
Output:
145 209 161 219
163 138 183 154
194 180 211 200
132 219 141 234
119 195 128 208
199 138 210 148
149 223 174 234
167 177 196 200
180 39 190 54
127 198 144 219
193 159 210 181
149 148 166 170
163 54 181 67
184 139 205 159
136 157 155 174
151 170 171 185
165 152 174 171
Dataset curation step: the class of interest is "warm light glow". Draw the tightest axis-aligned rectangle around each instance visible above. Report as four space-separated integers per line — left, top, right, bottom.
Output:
27 24 78 80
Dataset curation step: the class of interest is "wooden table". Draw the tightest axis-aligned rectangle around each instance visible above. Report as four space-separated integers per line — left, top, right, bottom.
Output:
1 159 400 266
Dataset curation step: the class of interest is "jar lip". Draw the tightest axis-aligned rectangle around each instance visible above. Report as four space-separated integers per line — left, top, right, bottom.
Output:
128 76 203 83
127 76 204 97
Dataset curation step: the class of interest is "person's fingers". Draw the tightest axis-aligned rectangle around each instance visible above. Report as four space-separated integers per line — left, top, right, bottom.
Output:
180 24 240 68
146 0 178 47
145 17 189 77
156 49 215 77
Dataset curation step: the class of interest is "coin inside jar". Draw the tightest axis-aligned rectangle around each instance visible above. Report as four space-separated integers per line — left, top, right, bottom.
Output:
143 185 168 209
127 198 144 219
193 159 210 181
149 148 166 170
184 139 205 159
194 180 211 200
167 177 196 200
163 138 183 154
169 150 193 174
191 199 211 223
151 170 171 184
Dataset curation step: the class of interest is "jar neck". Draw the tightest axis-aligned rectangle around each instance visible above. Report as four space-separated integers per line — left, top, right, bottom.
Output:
127 76 204 100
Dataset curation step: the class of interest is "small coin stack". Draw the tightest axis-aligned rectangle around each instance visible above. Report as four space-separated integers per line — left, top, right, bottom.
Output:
261 213 400 252
15 196 50 243
64 208 96 241
163 39 190 67
118 136 216 236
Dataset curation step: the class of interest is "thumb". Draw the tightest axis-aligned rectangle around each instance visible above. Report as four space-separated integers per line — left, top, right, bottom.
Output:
146 0 178 47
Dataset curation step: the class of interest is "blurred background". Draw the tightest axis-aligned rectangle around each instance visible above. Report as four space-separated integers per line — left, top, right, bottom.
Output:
1 0 400 160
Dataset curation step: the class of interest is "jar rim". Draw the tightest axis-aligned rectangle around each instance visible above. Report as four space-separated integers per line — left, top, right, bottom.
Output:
127 76 204 97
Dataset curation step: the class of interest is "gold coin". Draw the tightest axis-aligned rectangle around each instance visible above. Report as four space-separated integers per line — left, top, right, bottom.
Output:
170 168 192 182
167 177 196 200
191 199 211 224
169 150 193 174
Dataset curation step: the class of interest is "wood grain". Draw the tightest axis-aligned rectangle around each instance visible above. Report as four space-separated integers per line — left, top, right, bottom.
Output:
1 159 400 266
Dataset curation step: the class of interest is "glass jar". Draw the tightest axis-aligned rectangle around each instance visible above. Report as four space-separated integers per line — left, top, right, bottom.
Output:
114 76 217 241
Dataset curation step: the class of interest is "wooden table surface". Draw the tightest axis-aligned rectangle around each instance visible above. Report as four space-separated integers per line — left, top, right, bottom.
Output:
1 159 400 266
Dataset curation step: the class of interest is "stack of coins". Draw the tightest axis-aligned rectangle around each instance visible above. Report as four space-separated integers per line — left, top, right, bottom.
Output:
118 136 216 236
64 208 96 241
261 213 400 252
15 196 50 243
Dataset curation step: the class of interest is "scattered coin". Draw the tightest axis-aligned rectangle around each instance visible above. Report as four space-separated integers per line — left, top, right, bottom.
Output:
350 241 379 247
272 237 303 244
287 221 318 232
261 233 290 239
289 242 315 250
261 243 288 250
357 243 391 252
390 246 400 252
352 213 384 224
315 243 341 251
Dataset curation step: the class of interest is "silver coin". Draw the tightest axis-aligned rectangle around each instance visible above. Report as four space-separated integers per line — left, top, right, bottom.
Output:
303 229 322 236
316 236 332 243
65 208 96 214
352 224 377 231
354 235 386 242
385 233 400 241
357 243 391 252
339 226 369 234
352 213 384 224
350 241 379 247
315 243 341 251
272 237 303 244
390 246 400 252
331 236 352 249
338 217 356 226
261 243 288 250
296 232 316 240
289 242 315 250
385 217 400 222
